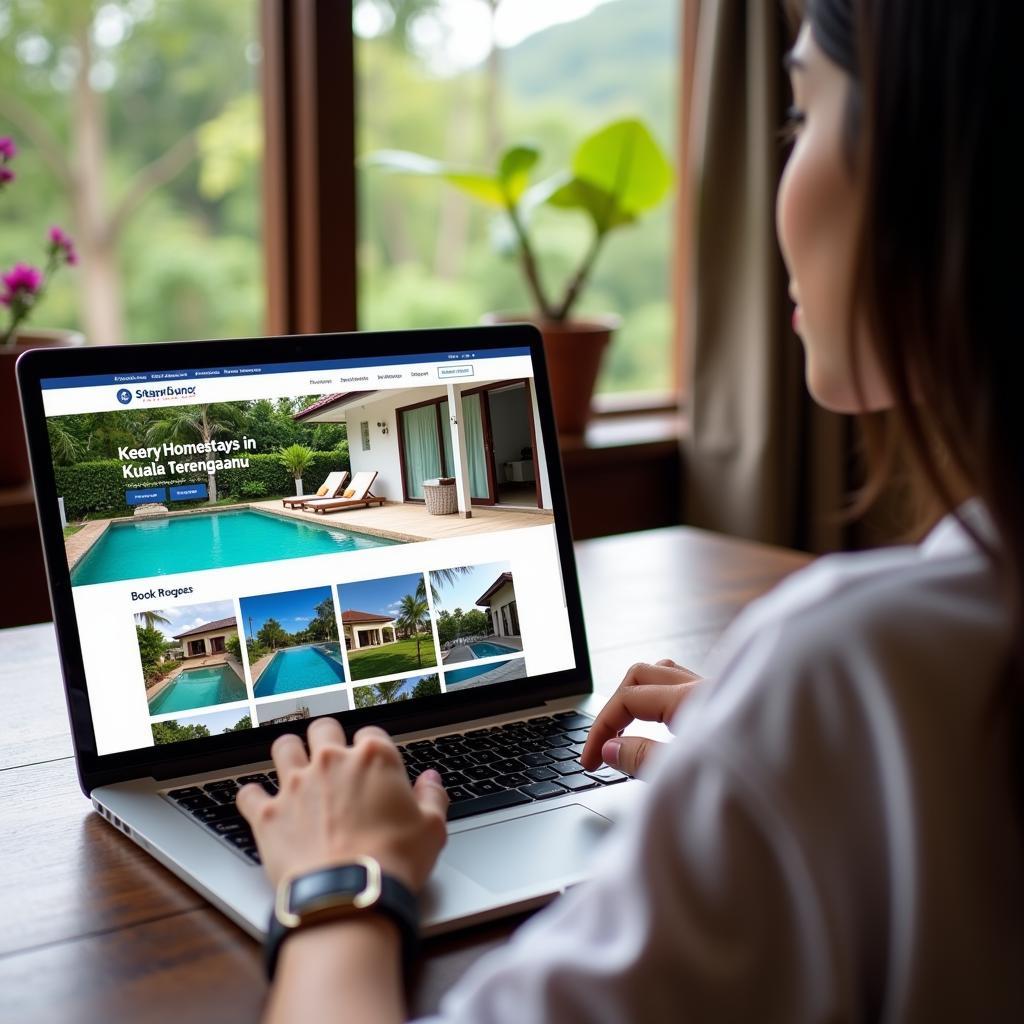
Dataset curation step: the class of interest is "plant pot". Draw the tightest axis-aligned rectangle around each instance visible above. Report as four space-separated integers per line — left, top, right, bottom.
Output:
482 313 620 437
0 328 86 486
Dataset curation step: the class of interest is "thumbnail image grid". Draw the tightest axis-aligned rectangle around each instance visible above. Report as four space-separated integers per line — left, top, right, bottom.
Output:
152 704 253 746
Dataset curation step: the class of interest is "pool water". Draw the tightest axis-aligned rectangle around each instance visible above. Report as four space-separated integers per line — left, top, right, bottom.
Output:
444 656 526 688
71 509 398 586
149 663 246 715
254 642 346 697
469 641 519 658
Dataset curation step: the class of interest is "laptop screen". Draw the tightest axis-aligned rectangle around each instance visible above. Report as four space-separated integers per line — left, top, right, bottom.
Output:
38 342 578 756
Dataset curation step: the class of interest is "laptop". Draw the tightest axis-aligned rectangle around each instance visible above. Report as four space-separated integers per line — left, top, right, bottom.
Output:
17 324 639 939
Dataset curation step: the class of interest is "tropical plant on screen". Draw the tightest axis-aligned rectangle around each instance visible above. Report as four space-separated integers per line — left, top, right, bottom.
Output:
397 592 431 667
278 443 315 495
365 117 673 323
1 136 78 347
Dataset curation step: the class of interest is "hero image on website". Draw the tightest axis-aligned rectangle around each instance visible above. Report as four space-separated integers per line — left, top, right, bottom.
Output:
40 348 576 754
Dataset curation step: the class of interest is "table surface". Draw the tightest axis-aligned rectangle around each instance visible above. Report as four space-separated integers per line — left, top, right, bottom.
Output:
0 526 809 1024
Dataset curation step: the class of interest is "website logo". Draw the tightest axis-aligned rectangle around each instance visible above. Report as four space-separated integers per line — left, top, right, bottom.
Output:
116 388 133 405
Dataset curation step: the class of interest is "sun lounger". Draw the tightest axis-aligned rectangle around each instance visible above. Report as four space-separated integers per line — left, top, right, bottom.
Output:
301 470 386 514
282 470 349 509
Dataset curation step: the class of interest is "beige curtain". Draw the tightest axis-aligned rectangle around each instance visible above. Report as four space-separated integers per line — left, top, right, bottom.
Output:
680 0 855 554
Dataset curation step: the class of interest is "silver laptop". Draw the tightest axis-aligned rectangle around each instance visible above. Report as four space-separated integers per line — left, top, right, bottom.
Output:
17 324 638 940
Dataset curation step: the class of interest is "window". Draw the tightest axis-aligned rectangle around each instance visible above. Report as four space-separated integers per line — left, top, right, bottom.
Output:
354 0 679 397
360 420 371 451
0 0 264 345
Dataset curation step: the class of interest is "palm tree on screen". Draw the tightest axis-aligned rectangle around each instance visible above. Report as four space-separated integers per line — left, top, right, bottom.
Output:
134 609 171 629
397 593 430 667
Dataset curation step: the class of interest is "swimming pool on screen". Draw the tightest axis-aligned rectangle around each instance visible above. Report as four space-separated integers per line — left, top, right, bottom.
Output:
70 509 399 586
253 642 347 697
148 663 246 715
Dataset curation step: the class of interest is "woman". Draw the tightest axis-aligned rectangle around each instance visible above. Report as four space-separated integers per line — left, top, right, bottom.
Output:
237 1 1024 1019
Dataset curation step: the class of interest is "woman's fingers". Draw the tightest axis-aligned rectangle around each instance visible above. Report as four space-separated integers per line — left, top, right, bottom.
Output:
580 683 689 770
236 781 271 822
271 732 308 784
413 769 450 823
601 735 662 778
306 715 347 753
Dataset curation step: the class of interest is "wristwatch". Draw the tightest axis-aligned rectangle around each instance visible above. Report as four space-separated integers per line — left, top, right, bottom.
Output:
264 855 419 984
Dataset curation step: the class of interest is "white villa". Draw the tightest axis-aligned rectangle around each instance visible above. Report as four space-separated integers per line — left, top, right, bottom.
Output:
476 572 520 638
173 616 239 659
342 609 398 650
294 379 553 515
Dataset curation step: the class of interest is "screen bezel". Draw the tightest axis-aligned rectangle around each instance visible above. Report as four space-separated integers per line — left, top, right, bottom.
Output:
17 324 592 794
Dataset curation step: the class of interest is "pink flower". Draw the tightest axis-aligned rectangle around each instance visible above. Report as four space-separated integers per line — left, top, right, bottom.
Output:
0 136 15 161
0 263 43 307
0 166 13 186
47 225 78 265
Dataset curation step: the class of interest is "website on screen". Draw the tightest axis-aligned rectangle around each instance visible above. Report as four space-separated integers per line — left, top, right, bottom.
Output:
41 347 576 755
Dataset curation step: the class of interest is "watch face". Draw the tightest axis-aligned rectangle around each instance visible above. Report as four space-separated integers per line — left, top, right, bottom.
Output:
277 858 382 929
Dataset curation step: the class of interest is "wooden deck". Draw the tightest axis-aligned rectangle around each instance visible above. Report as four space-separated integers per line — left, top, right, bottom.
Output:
251 499 555 543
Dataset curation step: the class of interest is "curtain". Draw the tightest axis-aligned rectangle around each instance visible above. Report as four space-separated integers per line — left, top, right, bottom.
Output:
401 405 442 499
461 394 490 500
681 0 856 554
439 400 455 476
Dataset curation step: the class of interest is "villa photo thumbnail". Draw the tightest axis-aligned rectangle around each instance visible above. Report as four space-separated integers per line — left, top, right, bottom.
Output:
338 572 439 682
151 705 253 746
444 657 527 692
256 689 351 726
429 561 523 667
239 586 346 699
135 600 247 717
354 674 442 710
54 377 555 589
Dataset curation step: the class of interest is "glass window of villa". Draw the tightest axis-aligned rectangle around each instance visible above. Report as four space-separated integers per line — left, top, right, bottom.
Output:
0 1 265 346
360 421 371 451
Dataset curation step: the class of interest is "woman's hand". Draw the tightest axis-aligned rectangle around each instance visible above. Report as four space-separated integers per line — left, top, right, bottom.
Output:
580 659 702 777
236 717 449 892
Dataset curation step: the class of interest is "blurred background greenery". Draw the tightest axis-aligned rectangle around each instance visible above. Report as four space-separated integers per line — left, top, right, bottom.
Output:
0 0 677 394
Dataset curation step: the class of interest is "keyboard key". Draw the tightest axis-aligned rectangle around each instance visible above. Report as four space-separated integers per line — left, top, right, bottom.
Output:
464 764 498 781
447 789 532 822
446 786 474 803
492 758 525 775
408 740 434 750
268 771 278 783
178 795 216 811
437 770 468 788
494 772 531 789
204 779 237 792
525 766 557 782
439 755 474 771
552 760 584 776
243 847 262 865
563 730 591 744
587 767 629 785
519 752 554 768
545 748 578 761
167 787 203 800
463 737 495 752
519 739 550 753
552 712 594 729
467 748 501 764
192 805 242 823
210 790 239 805
467 779 504 797
525 716 556 727
236 774 270 785
210 820 250 836
544 735 572 748
226 832 256 848
519 781 567 800
465 727 498 738
558 774 599 792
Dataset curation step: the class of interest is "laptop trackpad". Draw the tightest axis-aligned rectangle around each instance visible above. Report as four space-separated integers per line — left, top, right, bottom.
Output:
445 804 612 894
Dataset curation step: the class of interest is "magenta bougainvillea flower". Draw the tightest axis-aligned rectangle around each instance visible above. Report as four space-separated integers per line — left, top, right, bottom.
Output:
0 136 15 161
48 225 78 266
0 166 14 186
0 263 43 308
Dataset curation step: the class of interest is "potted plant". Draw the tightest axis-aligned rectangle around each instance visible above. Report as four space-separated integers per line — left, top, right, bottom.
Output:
278 443 315 497
1 135 84 485
367 117 673 435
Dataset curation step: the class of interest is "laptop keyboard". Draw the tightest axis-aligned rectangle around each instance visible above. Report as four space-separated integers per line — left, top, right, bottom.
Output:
161 710 627 865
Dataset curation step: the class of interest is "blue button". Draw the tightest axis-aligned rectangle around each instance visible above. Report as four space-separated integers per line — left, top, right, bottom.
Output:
126 487 166 506
170 483 208 502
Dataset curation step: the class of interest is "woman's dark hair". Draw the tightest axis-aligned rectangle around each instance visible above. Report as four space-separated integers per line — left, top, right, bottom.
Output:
805 0 1024 724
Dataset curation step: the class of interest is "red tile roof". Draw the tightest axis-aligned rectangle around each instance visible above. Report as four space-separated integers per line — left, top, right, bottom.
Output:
293 392 375 421
341 609 395 624
173 616 237 639
475 572 513 607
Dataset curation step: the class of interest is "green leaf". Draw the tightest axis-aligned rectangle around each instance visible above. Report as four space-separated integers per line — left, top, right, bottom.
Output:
545 176 636 230
362 149 506 207
497 145 540 203
571 118 673 221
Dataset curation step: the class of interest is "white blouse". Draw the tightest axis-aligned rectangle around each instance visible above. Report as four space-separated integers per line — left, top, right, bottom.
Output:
422 501 1024 1022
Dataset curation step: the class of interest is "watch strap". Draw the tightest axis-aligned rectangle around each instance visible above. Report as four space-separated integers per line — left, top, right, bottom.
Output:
265 862 419 984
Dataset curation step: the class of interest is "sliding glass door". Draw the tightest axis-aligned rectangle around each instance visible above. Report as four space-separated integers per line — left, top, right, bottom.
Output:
399 403 443 499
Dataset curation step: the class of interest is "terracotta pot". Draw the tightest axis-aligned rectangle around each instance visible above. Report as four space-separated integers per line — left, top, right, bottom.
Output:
483 313 620 436
0 328 86 486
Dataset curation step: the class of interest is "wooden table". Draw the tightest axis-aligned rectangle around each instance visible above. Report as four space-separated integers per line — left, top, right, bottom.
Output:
0 526 809 1023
